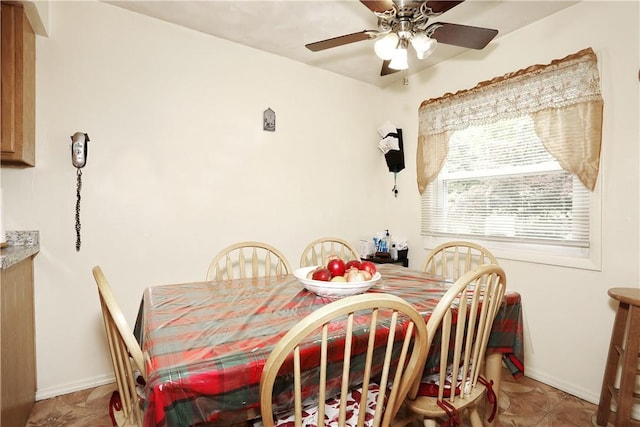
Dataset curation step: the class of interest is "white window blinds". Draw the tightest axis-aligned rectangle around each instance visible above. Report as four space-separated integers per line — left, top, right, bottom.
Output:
421 116 591 247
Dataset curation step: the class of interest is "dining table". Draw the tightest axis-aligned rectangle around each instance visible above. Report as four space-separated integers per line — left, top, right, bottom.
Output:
134 264 524 427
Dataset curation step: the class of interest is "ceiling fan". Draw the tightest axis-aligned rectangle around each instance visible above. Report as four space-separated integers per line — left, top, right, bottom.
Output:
305 0 498 76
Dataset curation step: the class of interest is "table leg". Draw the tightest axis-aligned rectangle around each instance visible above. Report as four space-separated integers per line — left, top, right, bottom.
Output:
484 353 503 426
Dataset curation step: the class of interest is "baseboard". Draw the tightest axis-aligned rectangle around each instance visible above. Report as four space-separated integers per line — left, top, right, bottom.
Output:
35 373 115 401
525 367 640 419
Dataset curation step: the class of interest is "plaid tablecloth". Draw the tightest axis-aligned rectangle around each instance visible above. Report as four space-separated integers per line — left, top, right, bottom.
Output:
134 264 524 427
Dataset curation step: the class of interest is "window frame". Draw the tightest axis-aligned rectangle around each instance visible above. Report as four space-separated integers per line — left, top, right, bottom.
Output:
422 164 602 270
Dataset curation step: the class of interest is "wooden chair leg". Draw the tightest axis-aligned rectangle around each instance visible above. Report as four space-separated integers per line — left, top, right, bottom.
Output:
614 304 640 427
468 407 484 427
596 301 629 425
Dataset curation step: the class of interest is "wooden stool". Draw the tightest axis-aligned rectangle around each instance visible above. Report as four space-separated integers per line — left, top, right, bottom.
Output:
596 287 640 427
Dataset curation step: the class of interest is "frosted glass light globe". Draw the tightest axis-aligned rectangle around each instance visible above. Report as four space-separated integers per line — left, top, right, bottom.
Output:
374 33 399 60
389 48 408 70
411 33 437 59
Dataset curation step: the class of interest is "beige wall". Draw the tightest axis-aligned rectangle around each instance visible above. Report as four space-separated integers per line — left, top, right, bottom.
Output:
384 0 640 405
2 0 391 398
1 0 638 408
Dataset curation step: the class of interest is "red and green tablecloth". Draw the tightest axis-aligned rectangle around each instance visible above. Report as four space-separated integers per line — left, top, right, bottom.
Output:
134 264 524 427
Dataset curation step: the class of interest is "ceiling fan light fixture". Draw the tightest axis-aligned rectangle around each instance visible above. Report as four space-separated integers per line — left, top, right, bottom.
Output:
304 1 498 82
411 33 437 60
388 46 408 70
374 32 399 60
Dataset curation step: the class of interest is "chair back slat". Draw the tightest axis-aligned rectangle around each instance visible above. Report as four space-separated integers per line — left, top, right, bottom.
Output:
260 293 431 427
300 237 360 267
206 241 292 281
405 264 506 425
430 265 506 404
422 241 498 280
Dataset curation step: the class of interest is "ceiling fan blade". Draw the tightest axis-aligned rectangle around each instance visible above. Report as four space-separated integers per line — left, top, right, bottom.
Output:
380 60 401 76
424 0 465 15
428 22 498 50
305 31 376 52
360 0 394 13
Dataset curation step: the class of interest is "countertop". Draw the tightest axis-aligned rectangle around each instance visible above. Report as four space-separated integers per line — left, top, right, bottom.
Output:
0 231 39 270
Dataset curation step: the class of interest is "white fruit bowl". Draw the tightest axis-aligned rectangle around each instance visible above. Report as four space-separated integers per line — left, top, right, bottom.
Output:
293 266 381 298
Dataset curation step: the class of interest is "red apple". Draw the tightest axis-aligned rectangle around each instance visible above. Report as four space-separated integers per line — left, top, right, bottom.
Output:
345 260 362 270
311 268 331 282
359 261 377 276
327 258 346 277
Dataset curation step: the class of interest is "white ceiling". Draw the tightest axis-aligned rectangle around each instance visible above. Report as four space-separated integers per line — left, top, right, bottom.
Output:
104 1 579 87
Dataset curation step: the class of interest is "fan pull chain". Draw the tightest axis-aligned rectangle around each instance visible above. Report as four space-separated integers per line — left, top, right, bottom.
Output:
392 172 398 197
75 168 82 252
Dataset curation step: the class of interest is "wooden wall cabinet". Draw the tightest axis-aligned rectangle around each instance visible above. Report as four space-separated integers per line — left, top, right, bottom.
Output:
1 1 36 167
0 255 36 427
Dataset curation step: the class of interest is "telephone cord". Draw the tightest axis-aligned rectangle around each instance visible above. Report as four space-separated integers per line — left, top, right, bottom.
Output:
75 168 82 251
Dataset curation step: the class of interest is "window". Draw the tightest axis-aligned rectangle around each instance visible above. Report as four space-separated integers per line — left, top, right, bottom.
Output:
417 48 603 269
422 116 591 244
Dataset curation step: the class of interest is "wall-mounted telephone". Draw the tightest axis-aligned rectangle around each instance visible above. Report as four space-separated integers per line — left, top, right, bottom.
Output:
71 132 89 168
71 132 90 252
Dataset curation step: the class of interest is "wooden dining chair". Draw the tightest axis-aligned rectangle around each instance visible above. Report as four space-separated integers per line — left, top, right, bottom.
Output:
404 264 507 427
299 237 360 267
93 266 146 427
206 241 292 281
259 293 430 427
421 240 498 280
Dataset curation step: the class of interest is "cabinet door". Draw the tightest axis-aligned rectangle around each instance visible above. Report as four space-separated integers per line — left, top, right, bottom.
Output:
1 2 35 166
1 256 36 427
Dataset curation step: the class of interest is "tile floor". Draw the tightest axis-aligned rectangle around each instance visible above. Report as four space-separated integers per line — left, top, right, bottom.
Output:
26 368 613 427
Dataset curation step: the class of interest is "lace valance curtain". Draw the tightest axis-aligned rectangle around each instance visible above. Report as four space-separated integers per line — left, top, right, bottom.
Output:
417 47 604 194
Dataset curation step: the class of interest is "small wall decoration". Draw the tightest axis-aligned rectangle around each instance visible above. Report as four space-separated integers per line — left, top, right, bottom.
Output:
263 108 276 132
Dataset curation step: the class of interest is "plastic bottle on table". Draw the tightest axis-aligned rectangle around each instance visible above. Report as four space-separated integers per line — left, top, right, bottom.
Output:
383 230 391 253
390 242 398 260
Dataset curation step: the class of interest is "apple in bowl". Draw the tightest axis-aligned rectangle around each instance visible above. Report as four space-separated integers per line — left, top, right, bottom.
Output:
297 257 380 298
306 261 376 283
